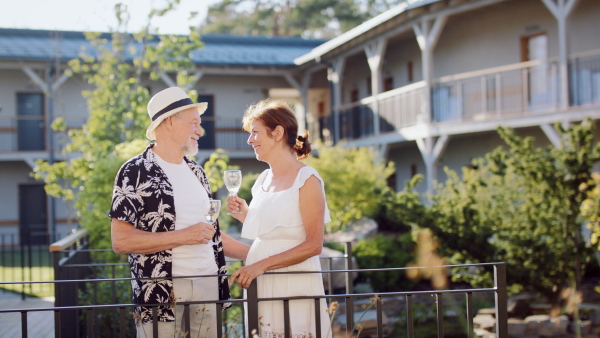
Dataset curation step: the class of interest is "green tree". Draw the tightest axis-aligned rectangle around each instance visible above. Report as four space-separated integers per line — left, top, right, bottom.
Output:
304 142 395 233
33 2 233 260
201 0 401 38
426 119 600 307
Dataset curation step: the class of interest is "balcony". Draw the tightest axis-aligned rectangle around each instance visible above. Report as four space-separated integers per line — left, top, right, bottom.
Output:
326 50 600 143
0 116 251 163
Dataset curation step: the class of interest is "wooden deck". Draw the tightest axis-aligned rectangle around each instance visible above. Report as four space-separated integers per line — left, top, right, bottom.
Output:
0 290 54 338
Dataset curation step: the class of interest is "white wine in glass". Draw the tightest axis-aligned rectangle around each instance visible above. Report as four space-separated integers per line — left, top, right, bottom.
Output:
204 199 220 245
224 170 242 214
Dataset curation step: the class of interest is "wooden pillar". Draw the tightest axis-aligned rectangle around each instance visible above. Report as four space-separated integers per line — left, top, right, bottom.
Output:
364 39 387 135
541 0 580 108
328 58 345 144
416 135 449 195
413 15 447 124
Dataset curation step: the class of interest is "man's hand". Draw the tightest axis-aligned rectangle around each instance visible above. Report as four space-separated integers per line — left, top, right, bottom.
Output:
181 222 216 245
111 218 216 254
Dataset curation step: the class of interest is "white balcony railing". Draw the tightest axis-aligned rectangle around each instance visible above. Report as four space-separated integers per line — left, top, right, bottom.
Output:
327 49 600 142
0 116 87 154
0 116 250 154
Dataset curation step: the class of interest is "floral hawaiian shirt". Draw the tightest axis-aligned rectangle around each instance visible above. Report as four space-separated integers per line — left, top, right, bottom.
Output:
108 144 230 323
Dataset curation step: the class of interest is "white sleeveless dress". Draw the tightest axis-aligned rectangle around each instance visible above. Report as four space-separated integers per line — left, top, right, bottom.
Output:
242 166 333 338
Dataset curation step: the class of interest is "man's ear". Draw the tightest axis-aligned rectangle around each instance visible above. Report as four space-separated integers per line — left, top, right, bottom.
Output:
165 116 176 131
274 125 285 141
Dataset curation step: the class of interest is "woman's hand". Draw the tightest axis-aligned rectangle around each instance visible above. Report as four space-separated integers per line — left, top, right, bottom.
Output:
229 263 266 289
226 195 248 222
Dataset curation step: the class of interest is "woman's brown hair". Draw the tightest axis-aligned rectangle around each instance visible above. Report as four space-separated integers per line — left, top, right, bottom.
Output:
242 99 312 159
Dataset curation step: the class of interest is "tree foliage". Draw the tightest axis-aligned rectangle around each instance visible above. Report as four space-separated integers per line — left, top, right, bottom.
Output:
201 0 408 38
425 119 600 306
33 2 233 260
304 143 395 233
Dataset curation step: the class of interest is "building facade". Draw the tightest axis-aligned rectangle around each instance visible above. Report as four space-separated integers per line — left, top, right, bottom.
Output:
1 0 599 242
296 0 600 195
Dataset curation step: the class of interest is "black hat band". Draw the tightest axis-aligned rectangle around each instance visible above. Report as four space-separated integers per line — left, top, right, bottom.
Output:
152 98 194 122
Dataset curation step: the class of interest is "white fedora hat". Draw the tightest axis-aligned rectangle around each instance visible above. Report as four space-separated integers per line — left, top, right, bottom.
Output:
146 87 208 140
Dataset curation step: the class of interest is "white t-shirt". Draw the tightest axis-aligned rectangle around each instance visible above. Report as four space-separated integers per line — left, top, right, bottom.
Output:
153 151 218 277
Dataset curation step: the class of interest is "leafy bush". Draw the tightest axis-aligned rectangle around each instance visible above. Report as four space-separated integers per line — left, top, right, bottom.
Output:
305 142 395 234
373 175 428 233
352 233 417 292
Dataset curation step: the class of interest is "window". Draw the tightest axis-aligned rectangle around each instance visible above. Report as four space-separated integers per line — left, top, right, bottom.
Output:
407 61 414 82
350 89 359 103
366 76 372 96
410 164 417 178
17 93 45 151
384 77 394 92
318 101 325 116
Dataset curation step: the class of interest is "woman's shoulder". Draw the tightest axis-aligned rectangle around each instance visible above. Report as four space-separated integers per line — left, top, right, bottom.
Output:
295 165 324 186
251 169 271 190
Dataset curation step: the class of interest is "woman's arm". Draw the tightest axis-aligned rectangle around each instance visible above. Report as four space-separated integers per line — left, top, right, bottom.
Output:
221 232 251 260
230 175 326 288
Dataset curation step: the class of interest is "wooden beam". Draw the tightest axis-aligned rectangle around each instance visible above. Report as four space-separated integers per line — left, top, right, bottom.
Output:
22 67 49 93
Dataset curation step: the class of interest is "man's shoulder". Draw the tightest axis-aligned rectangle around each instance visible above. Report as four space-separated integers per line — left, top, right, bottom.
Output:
117 151 152 177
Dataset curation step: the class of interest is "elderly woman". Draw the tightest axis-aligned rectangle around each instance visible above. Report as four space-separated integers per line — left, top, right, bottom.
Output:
227 99 332 337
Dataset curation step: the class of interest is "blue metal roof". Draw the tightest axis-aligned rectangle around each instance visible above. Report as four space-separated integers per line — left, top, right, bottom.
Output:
0 28 328 67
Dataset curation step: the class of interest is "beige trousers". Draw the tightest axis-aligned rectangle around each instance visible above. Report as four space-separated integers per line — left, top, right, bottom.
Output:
136 277 219 338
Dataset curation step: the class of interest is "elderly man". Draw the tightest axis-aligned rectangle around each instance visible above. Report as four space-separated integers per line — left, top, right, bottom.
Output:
109 87 249 338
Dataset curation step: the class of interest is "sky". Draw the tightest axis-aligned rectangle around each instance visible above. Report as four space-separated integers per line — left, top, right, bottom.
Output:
0 0 222 35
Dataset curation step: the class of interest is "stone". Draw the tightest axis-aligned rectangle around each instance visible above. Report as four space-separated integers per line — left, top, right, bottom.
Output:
524 314 568 336
577 320 592 335
474 328 496 338
474 314 496 330
478 308 496 316
587 309 600 326
507 318 527 335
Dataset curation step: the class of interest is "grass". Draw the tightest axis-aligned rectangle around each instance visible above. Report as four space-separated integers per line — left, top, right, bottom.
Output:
0 247 55 298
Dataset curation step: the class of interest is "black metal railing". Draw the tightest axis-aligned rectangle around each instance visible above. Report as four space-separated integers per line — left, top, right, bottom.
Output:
0 262 508 338
0 230 508 337
0 229 70 298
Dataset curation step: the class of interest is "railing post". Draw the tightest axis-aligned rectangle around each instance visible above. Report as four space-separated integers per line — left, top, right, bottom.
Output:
21 311 28 338
495 74 502 117
522 68 529 113
457 82 464 120
52 251 61 338
344 241 354 330
495 263 508 338
551 63 558 110
406 294 414 338
436 293 444 338
466 292 474 338
247 280 259 335
481 76 487 114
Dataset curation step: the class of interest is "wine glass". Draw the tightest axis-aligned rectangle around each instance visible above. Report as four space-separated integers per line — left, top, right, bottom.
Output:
224 170 242 214
203 199 220 245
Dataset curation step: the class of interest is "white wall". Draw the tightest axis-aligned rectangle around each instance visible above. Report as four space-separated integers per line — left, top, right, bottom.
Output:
435 0 552 77
342 52 371 104
383 37 422 89
569 0 600 53
197 74 289 118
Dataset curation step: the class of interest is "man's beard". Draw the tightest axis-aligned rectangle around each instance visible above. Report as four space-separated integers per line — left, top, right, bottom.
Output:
182 139 199 157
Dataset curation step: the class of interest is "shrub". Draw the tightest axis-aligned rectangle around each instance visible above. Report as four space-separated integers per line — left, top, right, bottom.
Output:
352 233 417 292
